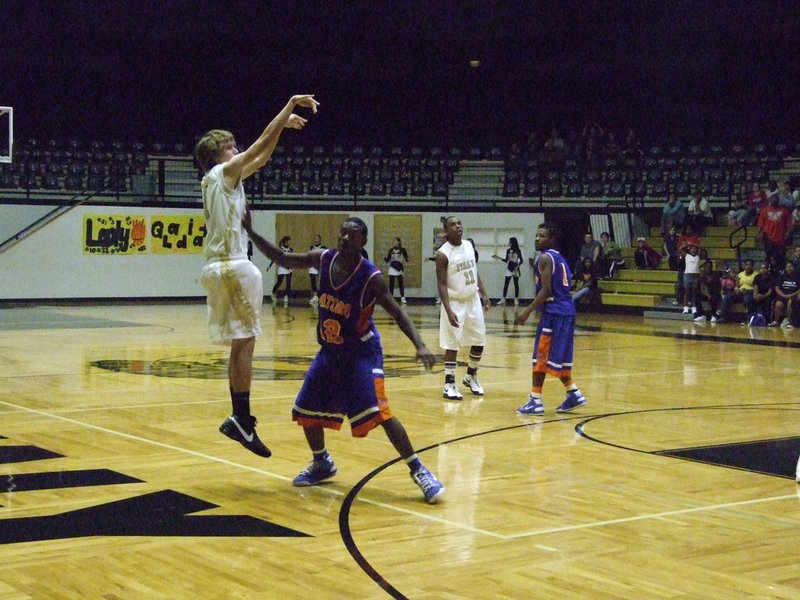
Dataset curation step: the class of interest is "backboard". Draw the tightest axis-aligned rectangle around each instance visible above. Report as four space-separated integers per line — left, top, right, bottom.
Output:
0 107 13 163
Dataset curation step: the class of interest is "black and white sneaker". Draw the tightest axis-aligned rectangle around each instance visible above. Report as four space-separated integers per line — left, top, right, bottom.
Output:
219 415 272 457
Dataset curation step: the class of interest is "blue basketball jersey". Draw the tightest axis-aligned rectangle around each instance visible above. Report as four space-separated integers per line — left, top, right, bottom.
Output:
535 249 575 316
316 249 382 352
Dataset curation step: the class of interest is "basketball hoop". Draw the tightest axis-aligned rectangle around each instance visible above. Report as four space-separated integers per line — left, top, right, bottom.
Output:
0 106 12 164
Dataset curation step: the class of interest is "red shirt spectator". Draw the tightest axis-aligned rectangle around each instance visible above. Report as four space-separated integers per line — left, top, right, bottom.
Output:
757 202 791 243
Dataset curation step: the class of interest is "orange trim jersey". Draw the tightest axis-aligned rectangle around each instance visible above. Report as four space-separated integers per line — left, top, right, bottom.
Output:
316 249 381 353
292 250 392 436
535 249 576 315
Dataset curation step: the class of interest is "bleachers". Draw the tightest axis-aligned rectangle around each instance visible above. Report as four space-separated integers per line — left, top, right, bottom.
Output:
503 142 796 206
2 138 798 201
599 225 763 311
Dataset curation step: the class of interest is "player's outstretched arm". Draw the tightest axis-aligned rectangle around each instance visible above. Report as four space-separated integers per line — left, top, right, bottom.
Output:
371 276 436 370
242 207 321 271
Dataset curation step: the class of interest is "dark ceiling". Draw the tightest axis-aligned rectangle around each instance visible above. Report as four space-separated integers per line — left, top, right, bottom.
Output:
3 1 799 149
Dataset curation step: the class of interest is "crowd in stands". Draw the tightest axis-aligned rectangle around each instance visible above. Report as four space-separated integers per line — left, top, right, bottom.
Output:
568 173 800 324
507 123 645 170
661 191 800 326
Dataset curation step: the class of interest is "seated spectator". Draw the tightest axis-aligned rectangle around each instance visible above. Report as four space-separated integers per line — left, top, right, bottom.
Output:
660 192 686 236
507 142 523 169
571 257 600 306
727 193 750 227
598 232 625 279
602 131 620 158
766 180 779 200
716 268 737 320
791 246 800 271
563 130 581 160
582 121 605 148
634 237 662 269
539 137 560 165
717 260 757 323
662 225 679 270
751 263 775 322
574 232 602 276
524 131 541 157
770 261 799 327
777 180 796 211
583 137 601 169
694 261 722 323
740 181 768 227
622 128 642 157
767 253 784 281
791 206 800 244
686 190 713 234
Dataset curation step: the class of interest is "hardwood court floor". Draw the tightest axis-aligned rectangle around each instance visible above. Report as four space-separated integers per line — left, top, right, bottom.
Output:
1 301 799 599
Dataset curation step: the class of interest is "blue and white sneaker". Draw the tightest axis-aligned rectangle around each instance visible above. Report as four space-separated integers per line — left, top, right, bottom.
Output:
556 391 587 413
516 395 544 415
411 466 445 504
293 457 337 486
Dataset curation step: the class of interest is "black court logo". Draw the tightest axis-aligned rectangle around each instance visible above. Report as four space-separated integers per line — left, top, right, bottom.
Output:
0 443 309 544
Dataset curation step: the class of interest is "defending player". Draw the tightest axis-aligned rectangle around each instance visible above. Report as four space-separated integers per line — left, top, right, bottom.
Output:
243 211 445 504
516 222 587 415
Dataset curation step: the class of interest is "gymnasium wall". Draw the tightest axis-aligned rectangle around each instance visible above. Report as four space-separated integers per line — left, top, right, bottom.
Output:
0 204 544 301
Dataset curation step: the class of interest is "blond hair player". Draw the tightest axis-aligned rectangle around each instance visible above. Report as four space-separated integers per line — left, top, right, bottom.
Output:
194 94 319 457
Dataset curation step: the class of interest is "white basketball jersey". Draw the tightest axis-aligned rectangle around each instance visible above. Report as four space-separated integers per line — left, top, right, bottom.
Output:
439 240 479 301
201 164 249 262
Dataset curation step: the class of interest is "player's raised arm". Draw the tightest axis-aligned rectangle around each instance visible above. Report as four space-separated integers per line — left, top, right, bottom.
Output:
225 94 319 182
